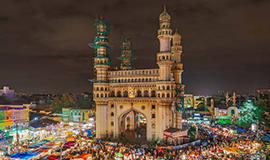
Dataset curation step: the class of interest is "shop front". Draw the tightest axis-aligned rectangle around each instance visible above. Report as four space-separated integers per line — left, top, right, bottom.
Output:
163 128 188 145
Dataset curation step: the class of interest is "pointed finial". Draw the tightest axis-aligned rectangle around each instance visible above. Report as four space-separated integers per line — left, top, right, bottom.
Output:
164 4 166 11
100 15 103 20
176 28 178 32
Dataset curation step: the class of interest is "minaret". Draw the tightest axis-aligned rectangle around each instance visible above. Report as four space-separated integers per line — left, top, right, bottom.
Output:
233 92 236 107
171 29 184 94
226 92 229 107
157 5 173 81
92 16 111 82
91 16 111 138
118 35 134 70
156 5 175 140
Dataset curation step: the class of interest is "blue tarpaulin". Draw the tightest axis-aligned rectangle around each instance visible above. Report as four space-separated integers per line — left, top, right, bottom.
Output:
29 139 50 148
10 152 41 159
262 136 270 142
85 130 92 136
94 139 103 142
237 128 247 132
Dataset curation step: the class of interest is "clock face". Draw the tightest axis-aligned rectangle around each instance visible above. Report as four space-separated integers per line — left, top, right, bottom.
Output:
128 87 135 98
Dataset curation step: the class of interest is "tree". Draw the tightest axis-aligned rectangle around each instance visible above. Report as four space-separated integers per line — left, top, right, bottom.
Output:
188 126 196 137
237 102 261 128
0 94 11 104
51 94 76 113
51 96 62 108
254 99 270 127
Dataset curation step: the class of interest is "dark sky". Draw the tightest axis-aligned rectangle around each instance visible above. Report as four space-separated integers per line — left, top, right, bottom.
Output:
0 0 269 95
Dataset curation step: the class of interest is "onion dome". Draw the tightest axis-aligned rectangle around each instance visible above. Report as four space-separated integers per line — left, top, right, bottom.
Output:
159 5 171 21
173 29 181 38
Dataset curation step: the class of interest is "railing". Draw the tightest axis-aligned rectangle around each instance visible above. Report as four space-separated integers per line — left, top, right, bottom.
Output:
108 69 159 77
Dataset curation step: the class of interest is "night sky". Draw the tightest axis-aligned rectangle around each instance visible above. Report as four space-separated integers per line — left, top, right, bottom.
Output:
0 0 269 95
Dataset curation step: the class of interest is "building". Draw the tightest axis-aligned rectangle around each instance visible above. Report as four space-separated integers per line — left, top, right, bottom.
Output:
91 6 186 141
0 86 14 102
214 106 239 124
0 105 30 130
62 108 95 123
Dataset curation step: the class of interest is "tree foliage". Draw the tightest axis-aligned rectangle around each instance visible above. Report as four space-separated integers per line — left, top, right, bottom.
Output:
0 94 11 104
237 102 261 128
254 99 270 127
51 94 76 113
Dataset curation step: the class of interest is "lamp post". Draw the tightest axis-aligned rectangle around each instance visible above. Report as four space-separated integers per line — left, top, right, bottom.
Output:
60 140 65 160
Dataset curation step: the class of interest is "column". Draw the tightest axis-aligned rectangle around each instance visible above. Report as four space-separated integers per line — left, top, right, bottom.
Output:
95 101 108 138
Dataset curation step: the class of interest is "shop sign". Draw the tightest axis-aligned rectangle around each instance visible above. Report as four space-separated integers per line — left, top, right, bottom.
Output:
163 131 172 136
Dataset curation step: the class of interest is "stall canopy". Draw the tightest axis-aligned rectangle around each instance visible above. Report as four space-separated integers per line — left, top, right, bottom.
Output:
29 139 50 148
262 135 270 142
10 152 41 159
74 153 92 160
64 141 75 147
85 130 92 136
237 128 247 132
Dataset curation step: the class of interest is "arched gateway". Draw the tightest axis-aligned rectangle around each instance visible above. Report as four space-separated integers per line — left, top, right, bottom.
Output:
118 108 147 141
91 6 186 141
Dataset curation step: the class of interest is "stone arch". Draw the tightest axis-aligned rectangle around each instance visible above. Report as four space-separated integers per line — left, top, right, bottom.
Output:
123 91 128 97
167 93 170 98
167 86 170 90
228 106 238 118
152 123 155 129
137 90 142 97
162 93 165 98
111 91 115 97
144 90 149 97
117 91 121 97
151 90 156 97
118 107 149 140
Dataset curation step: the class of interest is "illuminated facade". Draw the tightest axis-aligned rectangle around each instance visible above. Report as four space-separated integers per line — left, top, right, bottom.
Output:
91 6 186 141
62 108 95 123
0 105 29 130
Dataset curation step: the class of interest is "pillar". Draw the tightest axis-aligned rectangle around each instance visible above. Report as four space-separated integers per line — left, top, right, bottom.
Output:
95 101 108 138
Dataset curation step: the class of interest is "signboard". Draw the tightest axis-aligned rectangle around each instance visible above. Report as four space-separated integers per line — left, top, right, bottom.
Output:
164 130 188 138
219 110 228 117
194 113 201 117
0 111 4 123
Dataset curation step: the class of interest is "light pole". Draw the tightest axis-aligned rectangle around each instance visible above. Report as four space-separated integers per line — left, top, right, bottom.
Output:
60 141 65 160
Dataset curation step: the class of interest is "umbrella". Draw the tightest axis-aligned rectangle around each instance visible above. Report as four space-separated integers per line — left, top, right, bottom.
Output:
116 152 124 157
124 153 130 156
223 147 239 154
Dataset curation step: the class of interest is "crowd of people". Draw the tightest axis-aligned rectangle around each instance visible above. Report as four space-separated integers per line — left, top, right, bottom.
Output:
41 125 270 159
3 123 270 159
